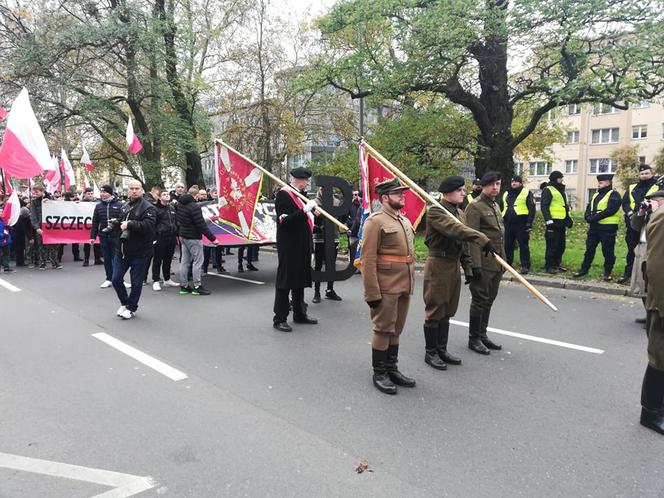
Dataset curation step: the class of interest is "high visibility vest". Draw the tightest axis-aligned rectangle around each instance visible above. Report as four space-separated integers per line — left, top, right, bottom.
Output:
628 183 659 210
466 193 475 205
501 189 529 216
591 191 621 225
545 186 567 219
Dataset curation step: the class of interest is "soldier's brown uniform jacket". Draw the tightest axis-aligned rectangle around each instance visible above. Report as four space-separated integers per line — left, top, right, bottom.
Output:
465 193 506 272
645 207 664 370
361 206 415 335
423 201 490 321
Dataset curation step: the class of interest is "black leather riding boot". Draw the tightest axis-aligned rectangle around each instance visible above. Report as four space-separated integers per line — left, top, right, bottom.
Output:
468 308 490 355
385 344 416 387
437 318 461 365
480 308 502 350
640 365 664 435
372 348 397 395
424 324 447 370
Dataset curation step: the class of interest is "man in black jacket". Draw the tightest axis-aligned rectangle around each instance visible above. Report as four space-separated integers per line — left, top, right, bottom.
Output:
574 174 622 281
541 171 573 274
273 167 319 332
176 187 218 295
151 190 179 291
111 180 157 319
618 164 659 283
90 184 124 288
29 184 60 270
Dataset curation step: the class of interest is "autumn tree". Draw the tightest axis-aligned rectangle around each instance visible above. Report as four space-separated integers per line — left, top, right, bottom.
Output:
309 0 664 184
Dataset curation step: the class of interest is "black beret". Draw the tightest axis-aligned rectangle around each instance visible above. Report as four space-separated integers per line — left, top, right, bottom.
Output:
100 184 114 195
438 175 466 193
290 167 312 179
512 175 523 183
480 171 501 186
640 163 652 171
645 189 664 200
597 174 614 182
375 177 409 196
549 170 564 182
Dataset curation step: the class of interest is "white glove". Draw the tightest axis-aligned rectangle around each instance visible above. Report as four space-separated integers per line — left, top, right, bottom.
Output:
545 220 553 226
303 200 318 213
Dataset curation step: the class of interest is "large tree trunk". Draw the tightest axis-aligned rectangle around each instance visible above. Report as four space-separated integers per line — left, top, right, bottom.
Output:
471 0 514 186
157 0 205 187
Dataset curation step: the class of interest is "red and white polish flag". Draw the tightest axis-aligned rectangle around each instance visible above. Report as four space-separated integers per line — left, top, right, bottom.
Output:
0 88 52 179
43 155 62 194
126 117 143 155
80 143 94 172
1 189 20 226
61 148 76 192
0 168 12 196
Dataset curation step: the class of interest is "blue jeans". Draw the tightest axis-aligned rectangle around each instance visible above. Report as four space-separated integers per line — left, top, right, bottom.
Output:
111 255 147 312
100 237 117 281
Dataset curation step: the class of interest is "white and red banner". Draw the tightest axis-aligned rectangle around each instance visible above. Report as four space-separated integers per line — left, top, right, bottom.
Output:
0 168 12 195
215 141 263 237
43 156 62 194
80 143 94 172
1 189 20 226
0 88 52 179
126 117 143 155
61 148 76 192
41 199 97 244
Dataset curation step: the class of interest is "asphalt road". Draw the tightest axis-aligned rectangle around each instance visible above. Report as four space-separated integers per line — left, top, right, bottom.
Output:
0 250 661 497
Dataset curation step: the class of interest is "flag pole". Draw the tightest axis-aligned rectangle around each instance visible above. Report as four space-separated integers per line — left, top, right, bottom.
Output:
363 140 557 312
216 140 350 233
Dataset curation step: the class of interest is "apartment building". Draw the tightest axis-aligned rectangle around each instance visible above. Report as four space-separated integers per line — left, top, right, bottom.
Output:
519 101 664 209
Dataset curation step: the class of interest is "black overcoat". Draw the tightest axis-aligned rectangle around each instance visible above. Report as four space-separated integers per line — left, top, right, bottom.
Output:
275 188 313 289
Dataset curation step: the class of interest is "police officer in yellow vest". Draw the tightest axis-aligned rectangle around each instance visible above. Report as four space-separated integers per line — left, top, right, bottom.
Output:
573 174 622 281
460 178 482 210
618 163 659 284
499 175 536 274
541 171 573 274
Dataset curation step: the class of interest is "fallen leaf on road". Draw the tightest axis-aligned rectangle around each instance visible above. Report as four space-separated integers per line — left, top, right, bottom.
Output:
356 460 370 473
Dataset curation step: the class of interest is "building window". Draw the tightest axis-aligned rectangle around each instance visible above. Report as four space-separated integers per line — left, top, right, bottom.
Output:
529 161 552 176
589 158 618 174
639 156 646 164
592 103 620 115
515 162 524 175
591 127 619 144
566 130 580 144
632 125 647 139
565 160 578 174
568 103 581 115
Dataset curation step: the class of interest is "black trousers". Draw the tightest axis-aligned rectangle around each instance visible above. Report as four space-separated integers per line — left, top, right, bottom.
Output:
580 228 617 275
504 219 531 269
203 245 223 272
273 288 306 324
238 245 258 264
152 237 176 282
12 232 26 266
623 227 640 278
313 241 338 292
544 225 566 270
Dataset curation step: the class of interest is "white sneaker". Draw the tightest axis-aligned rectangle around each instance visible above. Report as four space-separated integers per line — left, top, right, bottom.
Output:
116 305 127 316
152 281 162 291
119 308 134 320
124 281 131 289
163 279 179 287
100 280 112 288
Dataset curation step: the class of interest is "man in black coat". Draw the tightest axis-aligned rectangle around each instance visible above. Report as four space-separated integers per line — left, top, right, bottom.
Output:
151 190 179 291
111 180 157 319
273 167 319 332
90 184 124 288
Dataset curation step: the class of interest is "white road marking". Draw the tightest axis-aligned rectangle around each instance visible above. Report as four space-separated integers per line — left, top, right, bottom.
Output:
449 319 605 355
0 277 20 292
92 332 188 381
207 272 265 285
0 452 155 498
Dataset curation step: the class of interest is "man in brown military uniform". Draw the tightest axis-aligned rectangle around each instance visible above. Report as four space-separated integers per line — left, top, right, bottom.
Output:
361 178 416 395
640 189 664 435
465 171 505 355
423 176 494 370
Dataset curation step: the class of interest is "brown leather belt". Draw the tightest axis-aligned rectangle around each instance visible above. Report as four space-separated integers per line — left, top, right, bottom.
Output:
377 254 414 264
